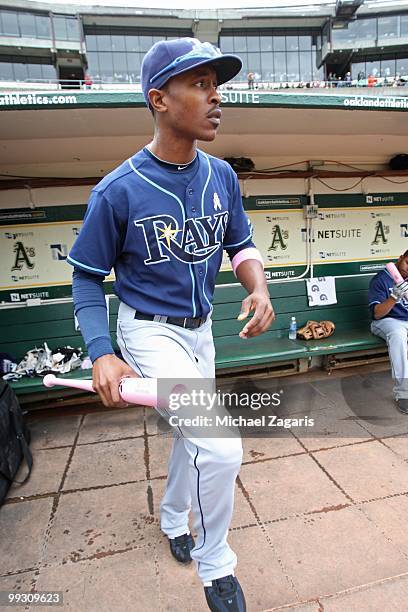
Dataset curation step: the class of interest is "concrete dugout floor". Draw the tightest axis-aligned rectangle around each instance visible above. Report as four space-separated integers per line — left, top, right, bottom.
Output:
1 364 408 611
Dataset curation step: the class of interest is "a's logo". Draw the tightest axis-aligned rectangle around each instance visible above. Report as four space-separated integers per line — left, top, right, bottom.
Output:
268 225 288 251
401 224 408 238
11 241 35 271
72 227 80 236
50 244 68 261
10 293 20 302
366 195 373 204
213 192 222 211
371 220 389 245
134 212 229 265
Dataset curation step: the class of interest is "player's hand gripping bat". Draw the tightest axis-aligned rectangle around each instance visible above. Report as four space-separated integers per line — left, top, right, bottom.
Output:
43 374 159 406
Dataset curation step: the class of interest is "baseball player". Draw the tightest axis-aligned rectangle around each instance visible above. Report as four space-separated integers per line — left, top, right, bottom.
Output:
68 38 274 611
369 251 408 413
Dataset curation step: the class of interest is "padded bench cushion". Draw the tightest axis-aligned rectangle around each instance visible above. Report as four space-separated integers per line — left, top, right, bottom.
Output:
11 329 386 396
215 334 308 368
2 273 388 398
215 328 386 368
295 329 386 354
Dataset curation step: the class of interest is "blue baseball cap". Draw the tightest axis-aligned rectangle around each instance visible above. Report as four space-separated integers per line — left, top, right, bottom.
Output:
141 38 242 108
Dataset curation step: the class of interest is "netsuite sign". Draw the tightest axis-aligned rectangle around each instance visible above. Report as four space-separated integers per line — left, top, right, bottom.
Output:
366 195 395 204
220 91 260 104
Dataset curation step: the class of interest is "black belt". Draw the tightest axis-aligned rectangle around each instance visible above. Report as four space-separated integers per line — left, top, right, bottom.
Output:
134 312 207 329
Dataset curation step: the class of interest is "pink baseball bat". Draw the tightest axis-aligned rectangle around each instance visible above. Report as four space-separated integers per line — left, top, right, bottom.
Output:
43 373 158 407
386 262 408 298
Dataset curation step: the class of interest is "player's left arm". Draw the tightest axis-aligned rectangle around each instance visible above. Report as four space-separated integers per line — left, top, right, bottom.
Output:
222 163 274 338
235 259 275 338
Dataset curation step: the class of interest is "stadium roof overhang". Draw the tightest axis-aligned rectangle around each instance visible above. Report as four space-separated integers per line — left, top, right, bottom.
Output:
0 90 407 186
333 0 364 26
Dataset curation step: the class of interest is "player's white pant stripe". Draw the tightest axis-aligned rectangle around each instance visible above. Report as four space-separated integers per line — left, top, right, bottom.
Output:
192 446 207 552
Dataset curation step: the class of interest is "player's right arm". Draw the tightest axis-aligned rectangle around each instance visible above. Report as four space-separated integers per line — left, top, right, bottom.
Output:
69 188 138 407
72 269 138 407
368 273 398 320
373 297 398 320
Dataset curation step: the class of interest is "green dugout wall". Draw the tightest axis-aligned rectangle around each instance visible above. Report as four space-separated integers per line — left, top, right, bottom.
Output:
1 191 406 305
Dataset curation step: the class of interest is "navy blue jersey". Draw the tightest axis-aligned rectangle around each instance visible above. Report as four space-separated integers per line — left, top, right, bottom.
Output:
68 148 254 317
368 268 408 321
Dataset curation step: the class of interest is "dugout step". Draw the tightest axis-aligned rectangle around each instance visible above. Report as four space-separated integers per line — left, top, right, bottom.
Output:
323 346 390 372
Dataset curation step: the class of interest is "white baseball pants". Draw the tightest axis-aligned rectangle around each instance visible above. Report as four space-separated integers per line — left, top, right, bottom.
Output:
116 301 243 583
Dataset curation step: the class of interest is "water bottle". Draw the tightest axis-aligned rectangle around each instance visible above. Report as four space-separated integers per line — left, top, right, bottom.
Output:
288 316 297 340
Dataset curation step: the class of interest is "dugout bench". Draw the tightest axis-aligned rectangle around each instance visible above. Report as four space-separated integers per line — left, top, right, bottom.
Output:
0 274 388 404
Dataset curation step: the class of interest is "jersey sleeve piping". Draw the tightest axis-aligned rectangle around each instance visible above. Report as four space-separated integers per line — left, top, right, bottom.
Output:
67 256 110 276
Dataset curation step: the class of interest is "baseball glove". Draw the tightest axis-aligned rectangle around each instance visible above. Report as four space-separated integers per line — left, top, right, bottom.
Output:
297 320 335 340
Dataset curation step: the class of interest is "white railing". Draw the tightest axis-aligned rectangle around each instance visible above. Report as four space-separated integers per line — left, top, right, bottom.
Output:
0 77 407 95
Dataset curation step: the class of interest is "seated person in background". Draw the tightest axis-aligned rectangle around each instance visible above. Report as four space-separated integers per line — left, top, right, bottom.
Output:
369 251 408 413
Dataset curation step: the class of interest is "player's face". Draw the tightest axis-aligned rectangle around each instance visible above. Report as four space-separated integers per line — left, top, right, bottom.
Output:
160 65 222 141
397 254 408 278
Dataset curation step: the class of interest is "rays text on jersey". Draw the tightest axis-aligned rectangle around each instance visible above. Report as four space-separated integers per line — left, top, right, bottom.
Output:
134 212 229 265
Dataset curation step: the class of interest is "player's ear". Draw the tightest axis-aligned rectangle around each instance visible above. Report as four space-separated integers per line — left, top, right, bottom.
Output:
148 88 168 114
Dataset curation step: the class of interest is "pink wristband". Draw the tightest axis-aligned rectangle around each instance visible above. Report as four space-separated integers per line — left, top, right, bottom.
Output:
231 248 264 277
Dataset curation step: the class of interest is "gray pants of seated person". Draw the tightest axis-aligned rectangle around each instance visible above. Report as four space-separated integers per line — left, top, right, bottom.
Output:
371 317 408 400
